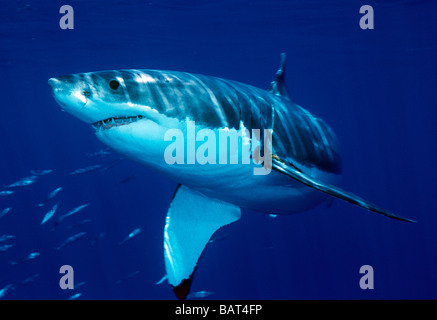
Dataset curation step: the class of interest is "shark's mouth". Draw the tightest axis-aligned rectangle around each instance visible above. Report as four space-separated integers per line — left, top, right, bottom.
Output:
92 115 146 130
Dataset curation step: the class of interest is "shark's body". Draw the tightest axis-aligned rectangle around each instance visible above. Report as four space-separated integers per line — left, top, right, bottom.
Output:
49 54 413 299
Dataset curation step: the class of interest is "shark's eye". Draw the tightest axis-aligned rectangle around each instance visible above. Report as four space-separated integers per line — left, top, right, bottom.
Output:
109 80 120 90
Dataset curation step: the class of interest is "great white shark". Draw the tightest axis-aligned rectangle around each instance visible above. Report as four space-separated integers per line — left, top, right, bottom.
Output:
48 54 414 299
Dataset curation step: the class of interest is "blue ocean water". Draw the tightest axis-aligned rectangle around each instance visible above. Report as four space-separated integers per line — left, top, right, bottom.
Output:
0 0 436 300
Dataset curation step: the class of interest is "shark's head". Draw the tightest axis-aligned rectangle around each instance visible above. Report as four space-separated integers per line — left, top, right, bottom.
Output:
48 70 161 126
48 70 187 168
48 69 245 131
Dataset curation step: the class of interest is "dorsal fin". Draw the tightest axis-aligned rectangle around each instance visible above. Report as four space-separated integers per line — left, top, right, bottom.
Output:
268 53 290 99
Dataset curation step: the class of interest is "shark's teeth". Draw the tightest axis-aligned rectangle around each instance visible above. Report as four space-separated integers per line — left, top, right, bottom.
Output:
92 115 146 130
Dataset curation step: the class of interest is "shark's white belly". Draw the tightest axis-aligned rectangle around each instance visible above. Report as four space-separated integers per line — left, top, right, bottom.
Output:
182 165 331 214
96 119 339 215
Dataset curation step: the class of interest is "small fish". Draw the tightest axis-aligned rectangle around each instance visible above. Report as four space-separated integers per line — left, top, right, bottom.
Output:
30 169 53 176
7 175 37 188
155 274 168 285
119 228 141 245
0 207 12 219
18 273 40 287
0 244 14 252
100 158 124 172
26 252 40 260
0 284 14 299
59 204 89 222
41 204 58 225
38 187 62 207
68 164 103 175
73 281 86 290
59 281 86 295
0 190 14 196
0 234 15 242
118 175 136 185
10 252 40 265
86 148 111 158
186 290 214 300
91 233 105 246
115 271 140 285
54 204 90 228
269 214 277 218
56 232 86 250
67 293 81 300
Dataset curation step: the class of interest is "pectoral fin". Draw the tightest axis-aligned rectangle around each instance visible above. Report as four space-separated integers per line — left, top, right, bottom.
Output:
164 185 241 299
272 155 416 223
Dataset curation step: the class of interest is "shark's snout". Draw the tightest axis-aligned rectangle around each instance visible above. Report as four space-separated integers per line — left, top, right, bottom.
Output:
48 77 57 89
48 77 61 100
48 75 94 123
